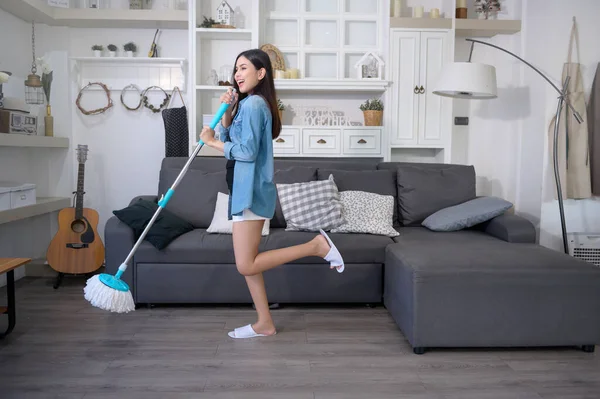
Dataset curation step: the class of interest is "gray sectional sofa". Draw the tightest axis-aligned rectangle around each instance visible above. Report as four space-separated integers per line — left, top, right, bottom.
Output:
105 157 600 354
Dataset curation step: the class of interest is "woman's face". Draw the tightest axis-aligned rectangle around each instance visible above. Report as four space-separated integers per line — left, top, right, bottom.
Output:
235 56 265 94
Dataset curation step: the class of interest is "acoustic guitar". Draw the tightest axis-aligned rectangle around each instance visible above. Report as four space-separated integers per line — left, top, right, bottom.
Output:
46 144 104 288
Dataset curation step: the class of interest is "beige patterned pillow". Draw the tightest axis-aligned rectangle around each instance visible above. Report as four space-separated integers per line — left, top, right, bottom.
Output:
331 191 399 237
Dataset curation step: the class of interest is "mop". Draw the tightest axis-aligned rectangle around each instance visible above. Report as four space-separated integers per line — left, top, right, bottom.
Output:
84 92 236 313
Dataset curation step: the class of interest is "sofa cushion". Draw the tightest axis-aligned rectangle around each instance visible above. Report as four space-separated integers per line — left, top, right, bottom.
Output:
264 228 393 264
317 168 399 226
422 196 513 232
207 192 269 235
134 229 268 264
276 175 345 232
395 164 476 226
271 166 317 228
158 168 228 228
112 198 194 250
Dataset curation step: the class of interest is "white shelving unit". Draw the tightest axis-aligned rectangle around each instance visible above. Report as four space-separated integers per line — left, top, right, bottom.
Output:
0 133 69 148
69 57 187 91
0 197 71 226
0 1 187 29
189 0 390 158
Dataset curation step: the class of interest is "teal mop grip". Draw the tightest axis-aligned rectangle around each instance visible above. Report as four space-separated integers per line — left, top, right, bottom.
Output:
197 97 233 146
158 188 174 208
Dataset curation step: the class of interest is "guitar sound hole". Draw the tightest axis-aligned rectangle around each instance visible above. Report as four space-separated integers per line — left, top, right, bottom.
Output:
71 220 86 233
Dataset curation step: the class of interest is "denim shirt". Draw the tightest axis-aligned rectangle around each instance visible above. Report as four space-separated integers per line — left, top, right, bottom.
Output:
218 94 276 220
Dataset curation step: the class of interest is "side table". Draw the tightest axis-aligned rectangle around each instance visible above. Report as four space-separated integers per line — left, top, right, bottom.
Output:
0 258 31 339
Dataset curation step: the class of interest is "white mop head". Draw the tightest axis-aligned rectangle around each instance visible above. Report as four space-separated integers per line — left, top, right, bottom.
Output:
84 274 135 313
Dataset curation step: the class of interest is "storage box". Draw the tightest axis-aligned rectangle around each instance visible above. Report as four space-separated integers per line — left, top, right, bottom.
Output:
0 182 36 211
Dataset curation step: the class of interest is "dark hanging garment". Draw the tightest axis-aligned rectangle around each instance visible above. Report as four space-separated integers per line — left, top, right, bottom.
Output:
588 62 600 196
162 86 189 158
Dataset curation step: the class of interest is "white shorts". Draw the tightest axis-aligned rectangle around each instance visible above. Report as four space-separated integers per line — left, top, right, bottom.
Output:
232 208 269 222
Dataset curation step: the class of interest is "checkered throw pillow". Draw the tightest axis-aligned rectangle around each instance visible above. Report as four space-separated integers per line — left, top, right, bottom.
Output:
276 174 345 231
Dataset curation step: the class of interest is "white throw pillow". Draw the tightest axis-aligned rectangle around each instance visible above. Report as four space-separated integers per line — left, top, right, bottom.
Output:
331 191 399 237
207 192 269 236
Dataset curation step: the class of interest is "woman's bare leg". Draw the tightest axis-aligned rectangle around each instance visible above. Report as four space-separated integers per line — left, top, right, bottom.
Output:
232 220 337 277
231 220 339 335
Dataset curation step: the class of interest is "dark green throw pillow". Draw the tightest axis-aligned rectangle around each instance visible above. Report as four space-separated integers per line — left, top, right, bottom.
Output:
113 199 194 250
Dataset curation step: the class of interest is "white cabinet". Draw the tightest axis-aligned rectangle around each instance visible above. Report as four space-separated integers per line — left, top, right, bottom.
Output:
274 126 382 158
388 29 451 147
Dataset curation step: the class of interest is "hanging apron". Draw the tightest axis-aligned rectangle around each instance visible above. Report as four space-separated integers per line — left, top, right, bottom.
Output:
162 86 189 158
588 62 600 196
548 18 592 199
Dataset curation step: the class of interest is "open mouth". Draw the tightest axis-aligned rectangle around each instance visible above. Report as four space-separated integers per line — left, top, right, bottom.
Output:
237 80 245 87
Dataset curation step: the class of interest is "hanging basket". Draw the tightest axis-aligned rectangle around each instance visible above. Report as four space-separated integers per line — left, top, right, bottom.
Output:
363 110 383 126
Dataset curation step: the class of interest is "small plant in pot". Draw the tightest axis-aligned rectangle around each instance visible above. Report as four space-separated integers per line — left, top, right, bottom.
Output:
107 44 118 57
359 98 383 126
123 42 137 57
91 45 103 57
277 98 284 121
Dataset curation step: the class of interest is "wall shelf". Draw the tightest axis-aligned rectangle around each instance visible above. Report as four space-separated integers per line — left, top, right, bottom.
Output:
0 1 187 29
0 133 69 148
196 28 252 40
455 19 522 37
70 57 187 91
0 197 71 226
390 17 452 30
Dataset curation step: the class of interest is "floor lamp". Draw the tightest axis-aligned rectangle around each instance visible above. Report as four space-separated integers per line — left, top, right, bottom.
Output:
432 38 583 255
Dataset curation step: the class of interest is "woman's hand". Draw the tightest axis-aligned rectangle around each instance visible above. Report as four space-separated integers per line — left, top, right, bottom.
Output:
219 87 238 128
200 126 215 146
219 87 238 105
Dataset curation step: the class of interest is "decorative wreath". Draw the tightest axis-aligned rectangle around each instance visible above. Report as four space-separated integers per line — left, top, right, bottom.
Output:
76 82 113 115
120 84 142 111
142 86 170 113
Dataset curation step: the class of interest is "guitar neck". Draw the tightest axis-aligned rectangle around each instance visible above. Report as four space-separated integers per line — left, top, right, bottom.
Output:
75 162 85 219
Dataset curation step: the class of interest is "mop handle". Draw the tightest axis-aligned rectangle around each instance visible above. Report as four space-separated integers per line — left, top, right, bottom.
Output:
115 91 235 278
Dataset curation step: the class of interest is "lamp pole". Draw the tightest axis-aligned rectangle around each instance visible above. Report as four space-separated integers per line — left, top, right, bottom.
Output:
466 38 582 255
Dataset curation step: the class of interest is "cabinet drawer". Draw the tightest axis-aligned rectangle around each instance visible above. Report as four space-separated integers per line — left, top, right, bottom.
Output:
343 129 381 155
302 129 341 155
273 128 300 154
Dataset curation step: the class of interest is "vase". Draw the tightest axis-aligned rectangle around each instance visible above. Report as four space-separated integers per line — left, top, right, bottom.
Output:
109 51 116 57
126 51 134 57
45 105 54 137
363 110 383 126
93 50 102 57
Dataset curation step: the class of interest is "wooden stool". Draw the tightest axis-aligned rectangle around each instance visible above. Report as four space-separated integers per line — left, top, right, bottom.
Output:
0 258 31 339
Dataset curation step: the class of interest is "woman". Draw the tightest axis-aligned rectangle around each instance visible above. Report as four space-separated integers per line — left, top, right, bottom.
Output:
200 49 345 339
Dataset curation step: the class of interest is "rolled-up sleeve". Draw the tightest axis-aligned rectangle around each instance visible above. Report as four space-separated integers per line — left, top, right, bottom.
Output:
217 122 230 143
224 97 266 162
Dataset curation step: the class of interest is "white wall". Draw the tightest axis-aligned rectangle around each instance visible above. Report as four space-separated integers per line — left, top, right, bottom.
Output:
68 28 189 238
455 0 600 252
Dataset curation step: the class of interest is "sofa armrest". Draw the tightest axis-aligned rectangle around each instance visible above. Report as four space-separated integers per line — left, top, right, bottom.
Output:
129 195 157 206
478 214 537 243
104 215 136 298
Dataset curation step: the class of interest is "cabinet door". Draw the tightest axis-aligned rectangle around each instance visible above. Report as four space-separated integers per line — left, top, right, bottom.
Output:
389 30 420 145
418 31 450 145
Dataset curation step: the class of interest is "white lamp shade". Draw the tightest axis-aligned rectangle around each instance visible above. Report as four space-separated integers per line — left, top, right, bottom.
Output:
433 62 498 99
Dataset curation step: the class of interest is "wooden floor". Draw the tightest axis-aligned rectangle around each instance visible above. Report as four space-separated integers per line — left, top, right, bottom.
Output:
1 276 599 399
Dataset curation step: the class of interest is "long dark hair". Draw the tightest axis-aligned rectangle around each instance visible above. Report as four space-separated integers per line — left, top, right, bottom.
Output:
230 49 281 140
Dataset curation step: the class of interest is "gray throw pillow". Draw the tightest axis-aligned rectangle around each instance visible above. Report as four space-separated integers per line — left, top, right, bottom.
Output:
422 196 513 231
276 174 345 232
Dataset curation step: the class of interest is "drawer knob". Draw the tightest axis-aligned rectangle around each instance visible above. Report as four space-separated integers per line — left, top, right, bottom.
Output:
317 139 327 144
275 138 285 143
357 138 367 144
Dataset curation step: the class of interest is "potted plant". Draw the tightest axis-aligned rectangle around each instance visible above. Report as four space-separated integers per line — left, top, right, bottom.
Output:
91 45 103 57
277 98 284 121
123 42 137 57
359 98 383 126
107 44 118 57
